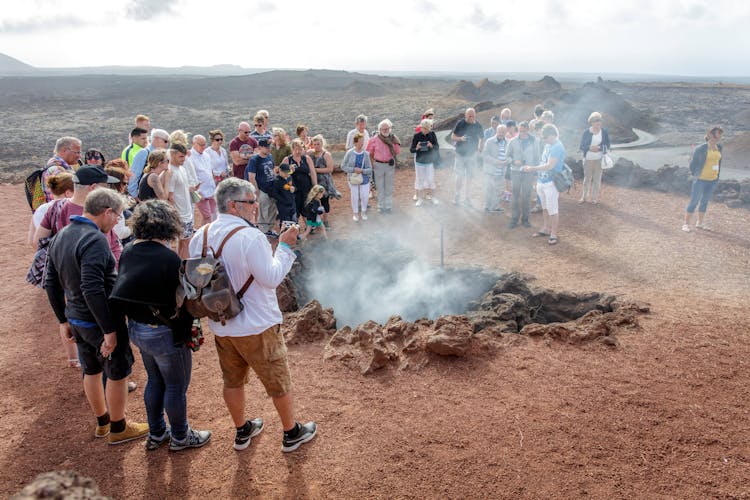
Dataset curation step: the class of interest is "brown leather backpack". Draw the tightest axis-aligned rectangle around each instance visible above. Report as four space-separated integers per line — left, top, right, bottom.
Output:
176 224 254 325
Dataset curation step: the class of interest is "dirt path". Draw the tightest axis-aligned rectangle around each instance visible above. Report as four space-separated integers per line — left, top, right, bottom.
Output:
1 168 749 498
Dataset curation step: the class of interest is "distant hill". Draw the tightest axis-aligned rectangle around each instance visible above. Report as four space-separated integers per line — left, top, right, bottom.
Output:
0 53 37 75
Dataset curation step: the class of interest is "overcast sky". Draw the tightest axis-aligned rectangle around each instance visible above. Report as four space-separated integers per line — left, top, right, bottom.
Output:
1 0 748 76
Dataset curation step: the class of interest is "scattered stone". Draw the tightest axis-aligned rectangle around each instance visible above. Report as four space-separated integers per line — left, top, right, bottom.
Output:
11 470 109 500
276 276 298 313
282 300 336 344
425 316 474 356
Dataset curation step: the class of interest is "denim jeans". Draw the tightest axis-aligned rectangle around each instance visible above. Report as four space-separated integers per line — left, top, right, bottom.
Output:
686 178 718 213
128 320 192 440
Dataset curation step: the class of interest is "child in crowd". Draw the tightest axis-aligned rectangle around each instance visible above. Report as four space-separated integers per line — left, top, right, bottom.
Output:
300 185 328 240
270 163 297 230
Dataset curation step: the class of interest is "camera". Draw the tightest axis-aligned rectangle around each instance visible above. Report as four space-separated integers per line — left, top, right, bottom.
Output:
281 220 299 231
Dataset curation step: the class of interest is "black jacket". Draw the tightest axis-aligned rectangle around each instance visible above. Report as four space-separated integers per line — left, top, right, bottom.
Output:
45 216 119 333
109 241 194 343
579 128 611 158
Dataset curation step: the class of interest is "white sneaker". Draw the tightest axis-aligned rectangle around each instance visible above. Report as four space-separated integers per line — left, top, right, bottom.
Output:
361 213 368 220
415 199 424 207
696 222 711 231
413 194 418 201
353 214 359 222
681 224 691 233
431 198 439 205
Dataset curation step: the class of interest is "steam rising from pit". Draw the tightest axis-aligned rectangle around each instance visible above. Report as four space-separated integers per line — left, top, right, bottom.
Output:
291 238 498 327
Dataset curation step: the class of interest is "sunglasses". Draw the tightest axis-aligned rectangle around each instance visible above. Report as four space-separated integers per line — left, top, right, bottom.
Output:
213 137 224 141
232 199 256 205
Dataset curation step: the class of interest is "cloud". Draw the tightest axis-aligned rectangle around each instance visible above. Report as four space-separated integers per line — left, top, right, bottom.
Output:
126 0 180 20
0 16 85 34
546 0 567 19
256 0 277 12
468 5 501 32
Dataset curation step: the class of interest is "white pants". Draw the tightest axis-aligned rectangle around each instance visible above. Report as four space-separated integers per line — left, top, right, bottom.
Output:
414 162 436 190
536 181 559 216
349 183 370 213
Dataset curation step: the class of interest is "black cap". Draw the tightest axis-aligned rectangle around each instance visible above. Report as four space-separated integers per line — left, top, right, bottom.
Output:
279 163 291 173
257 138 271 148
73 165 119 185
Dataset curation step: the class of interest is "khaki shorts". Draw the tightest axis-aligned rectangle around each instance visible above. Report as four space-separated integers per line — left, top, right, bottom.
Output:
214 325 292 397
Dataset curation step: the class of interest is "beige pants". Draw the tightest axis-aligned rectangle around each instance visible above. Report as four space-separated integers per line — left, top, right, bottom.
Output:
582 159 603 202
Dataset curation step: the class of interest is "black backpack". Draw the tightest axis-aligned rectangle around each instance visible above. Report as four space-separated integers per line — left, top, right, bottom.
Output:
24 167 47 212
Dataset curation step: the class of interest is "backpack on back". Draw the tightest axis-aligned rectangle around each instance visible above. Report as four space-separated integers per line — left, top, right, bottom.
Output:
176 224 254 325
24 167 47 213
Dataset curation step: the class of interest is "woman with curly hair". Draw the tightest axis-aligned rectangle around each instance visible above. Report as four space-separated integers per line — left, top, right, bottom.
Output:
110 200 211 451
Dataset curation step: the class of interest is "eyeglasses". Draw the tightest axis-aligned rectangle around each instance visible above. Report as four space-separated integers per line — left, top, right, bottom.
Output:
239 130 250 134
232 198 256 205
254 124 263 127
69 150 82 155
109 209 123 221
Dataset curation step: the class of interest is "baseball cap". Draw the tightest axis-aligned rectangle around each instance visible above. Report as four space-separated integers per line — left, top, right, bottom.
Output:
257 138 271 148
279 163 291 173
73 165 119 185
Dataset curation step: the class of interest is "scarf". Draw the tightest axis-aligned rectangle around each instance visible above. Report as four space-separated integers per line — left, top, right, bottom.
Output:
378 133 401 165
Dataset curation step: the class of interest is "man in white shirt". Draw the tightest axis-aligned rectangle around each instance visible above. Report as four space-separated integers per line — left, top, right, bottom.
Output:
188 178 317 453
189 135 217 225
167 143 195 258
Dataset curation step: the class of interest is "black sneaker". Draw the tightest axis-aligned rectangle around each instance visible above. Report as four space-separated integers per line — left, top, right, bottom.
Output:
282 421 317 453
169 428 212 451
234 418 264 451
145 429 170 451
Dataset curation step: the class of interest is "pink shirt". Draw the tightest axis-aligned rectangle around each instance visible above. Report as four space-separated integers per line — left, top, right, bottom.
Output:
366 135 401 162
41 200 122 263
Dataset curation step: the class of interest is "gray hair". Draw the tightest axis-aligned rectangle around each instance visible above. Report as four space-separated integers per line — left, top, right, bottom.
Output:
150 128 169 142
54 137 81 154
216 177 256 213
84 188 125 216
355 114 367 124
541 123 559 139
378 118 393 130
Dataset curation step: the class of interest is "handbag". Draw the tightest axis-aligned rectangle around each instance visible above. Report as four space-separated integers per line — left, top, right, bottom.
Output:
348 172 363 185
601 153 614 170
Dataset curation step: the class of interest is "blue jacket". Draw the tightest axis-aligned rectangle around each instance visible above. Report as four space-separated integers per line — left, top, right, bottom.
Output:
689 142 722 178
579 128 611 158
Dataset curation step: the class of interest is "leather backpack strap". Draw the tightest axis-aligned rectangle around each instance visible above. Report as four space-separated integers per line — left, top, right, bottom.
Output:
201 224 211 258
237 275 255 300
214 225 249 259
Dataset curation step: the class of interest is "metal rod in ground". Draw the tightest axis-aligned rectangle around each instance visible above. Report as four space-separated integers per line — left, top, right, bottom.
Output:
440 225 444 268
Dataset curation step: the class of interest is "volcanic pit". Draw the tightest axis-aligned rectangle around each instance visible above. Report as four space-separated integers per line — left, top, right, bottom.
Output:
280 238 649 374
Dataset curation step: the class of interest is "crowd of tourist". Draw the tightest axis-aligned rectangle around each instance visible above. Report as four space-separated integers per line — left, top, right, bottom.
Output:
25 103 725 455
